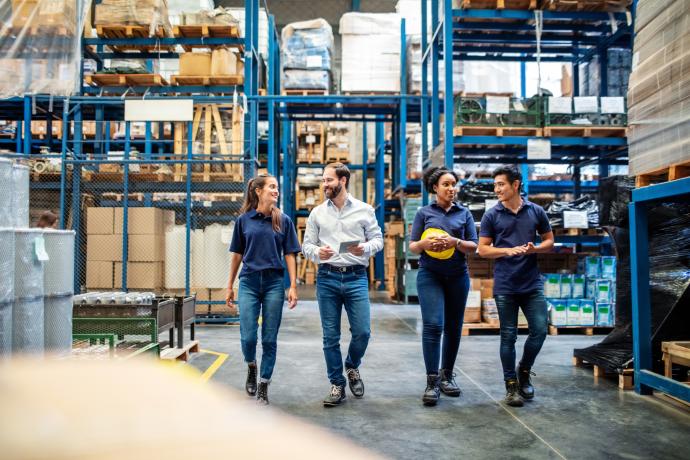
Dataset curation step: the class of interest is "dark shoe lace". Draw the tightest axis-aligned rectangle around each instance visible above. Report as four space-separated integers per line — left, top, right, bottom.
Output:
330 384 343 398
258 383 268 400
346 368 361 382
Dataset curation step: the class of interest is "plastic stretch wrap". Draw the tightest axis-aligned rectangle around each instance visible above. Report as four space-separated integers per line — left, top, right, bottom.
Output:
407 37 464 94
0 0 88 97
283 70 330 90
283 48 332 72
12 164 30 228
0 159 13 228
14 230 45 299
0 230 14 305
396 0 431 38
180 7 238 26
224 7 269 57
43 230 75 296
95 0 173 36
203 224 233 289
44 295 72 355
597 176 634 227
165 225 186 289
457 181 496 221
12 297 44 355
0 301 11 357
545 196 599 228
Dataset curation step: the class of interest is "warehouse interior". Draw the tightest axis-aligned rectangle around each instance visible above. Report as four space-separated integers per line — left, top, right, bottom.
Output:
0 0 689 459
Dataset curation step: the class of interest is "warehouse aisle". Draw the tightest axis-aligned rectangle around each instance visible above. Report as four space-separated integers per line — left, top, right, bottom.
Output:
189 303 690 460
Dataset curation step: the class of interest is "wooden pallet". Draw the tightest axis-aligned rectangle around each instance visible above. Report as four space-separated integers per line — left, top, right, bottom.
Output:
460 0 537 9
552 227 605 236
188 172 243 183
549 325 613 336
343 91 400 96
662 341 690 379
95 24 173 51
84 73 168 87
173 24 239 38
542 0 631 12
324 155 350 164
160 340 200 362
453 125 543 137
82 170 173 183
170 75 244 86
543 125 627 138
572 356 634 390
282 89 330 96
634 161 690 188
462 322 529 336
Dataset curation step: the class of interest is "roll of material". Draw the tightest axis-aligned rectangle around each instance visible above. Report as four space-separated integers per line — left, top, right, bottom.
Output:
192 229 205 288
0 228 15 304
12 296 44 355
12 164 30 229
203 223 233 289
44 295 73 356
165 226 186 289
0 301 11 357
14 229 45 299
0 158 13 228
43 230 75 296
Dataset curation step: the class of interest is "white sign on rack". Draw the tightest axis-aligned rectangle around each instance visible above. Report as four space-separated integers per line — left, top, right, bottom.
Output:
486 96 510 114
306 55 323 68
574 96 599 113
563 211 589 229
600 97 626 114
305 134 316 144
125 100 194 122
527 139 551 160
549 97 572 114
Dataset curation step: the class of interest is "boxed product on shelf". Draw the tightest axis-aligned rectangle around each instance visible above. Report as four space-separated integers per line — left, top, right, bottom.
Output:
600 256 616 278
548 298 568 326
595 302 613 326
283 70 330 91
560 274 573 298
572 274 586 298
481 298 498 325
454 94 541 128
281 18 333 92
95 0 173 36
544 274 561 298
594 279 613 303
584 255 600 277
211 48 243 76
179 52 212 76
544 96 627 127
580 299 595 326
566 299 582 326
180 7 238 26
11 0 77 29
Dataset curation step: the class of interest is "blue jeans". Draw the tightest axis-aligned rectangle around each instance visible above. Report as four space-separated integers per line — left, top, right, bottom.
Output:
238 269 286 381
316 267 371 387
495 291 548 380
417 267 470 375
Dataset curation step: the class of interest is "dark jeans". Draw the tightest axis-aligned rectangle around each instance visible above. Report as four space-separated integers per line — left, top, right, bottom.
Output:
416 267 470 375
238 269 285 381
495 290 548 380
316 266 371 387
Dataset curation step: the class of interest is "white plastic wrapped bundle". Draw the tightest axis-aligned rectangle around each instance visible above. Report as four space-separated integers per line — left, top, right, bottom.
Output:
203 223 233 289
14 229 45 299
44 295 73 356
0 158 13 228
0 229 14 304
12 296 44 355
0 301 11 357
12 164 30 228
43 230 75 296
165 225 186 289
192 229 205 288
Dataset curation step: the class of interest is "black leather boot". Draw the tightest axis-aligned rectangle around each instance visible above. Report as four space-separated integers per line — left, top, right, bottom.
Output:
439 369 462 397
504 379 524 407
257 382 269 405
346 367 365 398
518 366 535 400
422 374 440 406
245 362 257 396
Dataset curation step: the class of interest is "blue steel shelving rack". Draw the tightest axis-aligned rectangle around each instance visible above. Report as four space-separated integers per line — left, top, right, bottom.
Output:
629 177 690 404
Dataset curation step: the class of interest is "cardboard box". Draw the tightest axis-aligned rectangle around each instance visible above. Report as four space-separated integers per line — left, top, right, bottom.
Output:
480 279 494 300
470 278 482 291
87 207 115 235
114 262 164 290
86 261 114 289
87 234 123 261
128 234 165 262
11 0 38 28
180 52 211 76
211 48 243 76
114 207 174 234
464 306 481 323
466 290 481 309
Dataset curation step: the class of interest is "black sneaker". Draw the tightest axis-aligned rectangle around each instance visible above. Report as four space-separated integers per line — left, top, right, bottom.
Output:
517 366 535 400
422 374 440 406
346 367 365 398
257 382 269 405
245 362 257 396
504 379 524 407
323 384 346 407
439 369 462 397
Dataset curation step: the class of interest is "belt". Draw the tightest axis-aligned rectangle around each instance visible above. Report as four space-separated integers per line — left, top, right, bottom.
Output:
319 263 366 274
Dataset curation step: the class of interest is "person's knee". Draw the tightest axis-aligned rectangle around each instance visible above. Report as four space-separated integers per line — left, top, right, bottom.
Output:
322 333 340 349
261 340 277 351
530 324 548 342
352 329 370 344
423 322 443 338
500 327 518 344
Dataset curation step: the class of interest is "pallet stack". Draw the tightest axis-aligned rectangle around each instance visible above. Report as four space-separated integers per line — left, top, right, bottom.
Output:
296 122 325 163
383 221 404 298
325 122 350 163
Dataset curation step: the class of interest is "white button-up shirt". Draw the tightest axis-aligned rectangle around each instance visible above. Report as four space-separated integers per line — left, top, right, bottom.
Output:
302 194 384 266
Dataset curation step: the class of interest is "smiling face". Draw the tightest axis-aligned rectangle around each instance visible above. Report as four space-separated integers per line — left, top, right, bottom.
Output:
322 167 346 200
434 173 457 203
256 176 279 207
493 174 519 203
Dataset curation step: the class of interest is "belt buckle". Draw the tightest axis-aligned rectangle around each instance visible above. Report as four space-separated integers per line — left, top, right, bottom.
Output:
339 266 346 273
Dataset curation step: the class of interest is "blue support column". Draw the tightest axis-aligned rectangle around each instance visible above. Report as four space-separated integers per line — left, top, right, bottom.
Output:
520 62 529 195
71 103 83 293
23 96 31 155
59 102 69 230
399 19 408 188
431 0 440 147
421 0 429 206
121 121 131 291
374 122 385 287
362 122 368 202
144 122 152 158
281 119 293 220
267 15 277 176
442 0 454 168
95 104 104 157
185 121 193 297
15 120 22 153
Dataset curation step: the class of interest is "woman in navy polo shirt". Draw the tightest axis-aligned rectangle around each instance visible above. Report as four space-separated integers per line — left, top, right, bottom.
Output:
409 166 478 406
226 174 301 405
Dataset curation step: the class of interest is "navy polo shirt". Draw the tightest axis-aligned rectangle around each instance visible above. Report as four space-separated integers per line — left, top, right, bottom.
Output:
479 200 552 295
229 209 301 277
410 202 478 276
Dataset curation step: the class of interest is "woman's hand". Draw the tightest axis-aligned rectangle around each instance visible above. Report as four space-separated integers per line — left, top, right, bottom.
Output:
430 234 458 251
287 286 298 309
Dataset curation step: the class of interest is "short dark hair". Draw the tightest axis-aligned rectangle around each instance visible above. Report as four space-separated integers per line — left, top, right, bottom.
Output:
326 162 350 187
492 165 522 188
422 166 459 193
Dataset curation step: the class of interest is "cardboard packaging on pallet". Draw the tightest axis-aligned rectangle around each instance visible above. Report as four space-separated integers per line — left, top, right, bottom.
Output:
94 0 173 36
179 52 212 76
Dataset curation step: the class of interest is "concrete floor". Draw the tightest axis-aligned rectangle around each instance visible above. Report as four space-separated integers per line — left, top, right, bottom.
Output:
188 301 690 460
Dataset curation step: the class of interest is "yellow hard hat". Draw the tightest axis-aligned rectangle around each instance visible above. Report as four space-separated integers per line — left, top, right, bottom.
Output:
420 227 455 260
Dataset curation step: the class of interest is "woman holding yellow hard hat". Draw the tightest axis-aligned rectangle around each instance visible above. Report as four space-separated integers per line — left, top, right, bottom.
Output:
409 166 478 407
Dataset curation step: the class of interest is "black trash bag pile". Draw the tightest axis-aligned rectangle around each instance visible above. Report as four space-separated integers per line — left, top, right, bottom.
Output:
457 181 495 222
598 175 635 227
544 196 599 228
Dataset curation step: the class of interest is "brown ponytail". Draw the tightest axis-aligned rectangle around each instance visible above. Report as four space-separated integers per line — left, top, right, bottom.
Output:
240 174 283 233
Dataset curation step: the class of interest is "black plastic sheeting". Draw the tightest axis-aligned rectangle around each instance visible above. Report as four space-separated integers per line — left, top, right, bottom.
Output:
574 203 690 374
545 196 599 228
598 175 635 227
457 181 496 222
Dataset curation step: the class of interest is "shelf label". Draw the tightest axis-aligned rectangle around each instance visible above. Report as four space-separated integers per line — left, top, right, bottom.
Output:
306 134 316 144
486 96 510 114
563 211 589 229
574 96 598 113
485 199 499 210
203 200 213 208
527 139 551 160
125 100 194 122
549 97 572 114
600 97 625 114
306 55 323 68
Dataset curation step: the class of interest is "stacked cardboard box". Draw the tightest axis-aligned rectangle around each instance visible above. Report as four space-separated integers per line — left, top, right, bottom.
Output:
86 207 174 290
325 122 350 163
384 221 404 298
11 0 77 29
95 0 173 36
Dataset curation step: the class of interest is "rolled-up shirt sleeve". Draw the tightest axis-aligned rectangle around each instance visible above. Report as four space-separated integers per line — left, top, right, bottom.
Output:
301 212 321 263
361 207 384 258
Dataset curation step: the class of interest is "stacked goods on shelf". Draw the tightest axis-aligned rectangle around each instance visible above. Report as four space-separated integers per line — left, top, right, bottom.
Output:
545 196 599 229
340 13 401 93
627 0 690 178
545 256 616 327
406 127 423 180
296 122 325 163
178 7 238 26
579 48 632 97
407 36 464 95
224 6 269 58
85 207 174 291
454 93 542 130
543 95 627 130
384 221 404 298
325 122 350 163
541 0 631 12
281 19 333 92
396 0 430 39
94 0 173 36
294 217 316 285
457 181 498 222
10 0 77 29
296 167 324 211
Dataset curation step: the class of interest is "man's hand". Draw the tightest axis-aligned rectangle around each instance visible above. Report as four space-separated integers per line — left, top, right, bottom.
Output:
347 244 365 256
525 242 538 254
319 245 335 260
504 245 528 257
287 287 298 309
226 288 235 306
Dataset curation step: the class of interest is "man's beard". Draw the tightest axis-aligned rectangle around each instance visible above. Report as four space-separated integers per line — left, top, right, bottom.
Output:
325 183 342 199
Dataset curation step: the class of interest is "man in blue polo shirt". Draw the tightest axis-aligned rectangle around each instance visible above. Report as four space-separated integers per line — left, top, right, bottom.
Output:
478 166 554 407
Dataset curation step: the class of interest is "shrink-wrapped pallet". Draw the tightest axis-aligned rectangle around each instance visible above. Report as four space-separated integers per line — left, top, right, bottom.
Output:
282 19 333 91
95 0 173 37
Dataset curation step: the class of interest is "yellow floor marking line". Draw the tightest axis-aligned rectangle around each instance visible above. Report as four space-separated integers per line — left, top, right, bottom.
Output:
199 349 229 383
